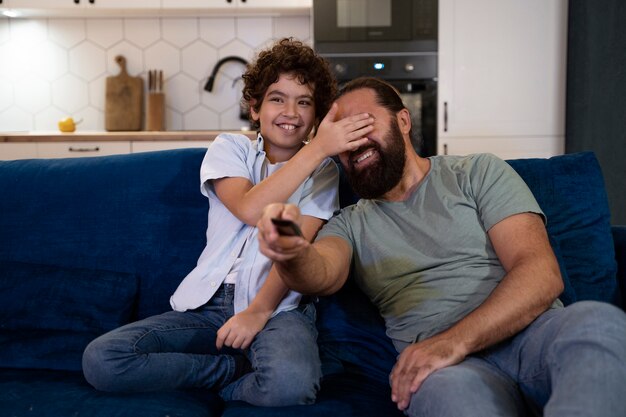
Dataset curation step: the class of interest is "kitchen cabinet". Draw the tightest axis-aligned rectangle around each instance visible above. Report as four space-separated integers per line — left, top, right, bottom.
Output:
437 0 568 159
3 0 311 17
160 0 311 14
0 132 251 160
3 0 160 16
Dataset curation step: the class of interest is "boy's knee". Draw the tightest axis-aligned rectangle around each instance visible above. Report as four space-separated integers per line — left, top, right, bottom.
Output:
82 337 124 392
253 362 321 406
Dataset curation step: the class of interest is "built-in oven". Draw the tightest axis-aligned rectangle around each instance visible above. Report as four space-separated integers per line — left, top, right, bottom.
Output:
322 54 437 157
313 0 438 156
313 0 437 54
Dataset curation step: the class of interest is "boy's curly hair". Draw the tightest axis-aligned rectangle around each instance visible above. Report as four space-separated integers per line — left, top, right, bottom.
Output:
242 38 337 131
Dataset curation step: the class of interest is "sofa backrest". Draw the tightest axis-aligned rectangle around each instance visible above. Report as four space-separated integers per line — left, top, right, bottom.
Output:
0 149 617 375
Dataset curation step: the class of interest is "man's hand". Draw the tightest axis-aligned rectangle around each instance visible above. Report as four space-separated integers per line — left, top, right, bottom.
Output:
216 309 270 350
257 203 308 262
390 333 467 410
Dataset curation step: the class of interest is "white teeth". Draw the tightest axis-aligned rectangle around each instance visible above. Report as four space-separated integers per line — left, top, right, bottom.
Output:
278 124 296 131
356 150 374 163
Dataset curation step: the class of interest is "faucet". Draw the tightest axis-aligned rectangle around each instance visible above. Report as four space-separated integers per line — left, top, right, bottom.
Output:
204 56 248 92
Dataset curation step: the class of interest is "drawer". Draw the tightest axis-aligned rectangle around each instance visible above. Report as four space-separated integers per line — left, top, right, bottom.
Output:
37 142 131 158
0 143 39 160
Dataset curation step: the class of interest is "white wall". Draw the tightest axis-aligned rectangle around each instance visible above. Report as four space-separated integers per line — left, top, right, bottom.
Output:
0 15 312 132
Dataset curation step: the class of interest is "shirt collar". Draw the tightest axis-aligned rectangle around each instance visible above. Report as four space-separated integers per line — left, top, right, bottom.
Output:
255 132 265 155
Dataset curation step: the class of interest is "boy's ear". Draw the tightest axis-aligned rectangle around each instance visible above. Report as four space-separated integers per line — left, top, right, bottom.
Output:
249 99 260 121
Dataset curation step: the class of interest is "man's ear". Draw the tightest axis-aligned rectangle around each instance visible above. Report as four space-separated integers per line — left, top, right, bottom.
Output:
397 108 412 134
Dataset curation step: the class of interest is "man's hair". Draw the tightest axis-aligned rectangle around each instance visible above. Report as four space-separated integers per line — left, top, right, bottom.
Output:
242 38 337 130
336 77 406 115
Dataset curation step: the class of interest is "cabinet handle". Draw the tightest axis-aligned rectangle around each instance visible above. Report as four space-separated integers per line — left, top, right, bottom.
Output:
69 146 100 152
74 0 80 4
443 101 448 132
89 0 95 3
443 143 448 155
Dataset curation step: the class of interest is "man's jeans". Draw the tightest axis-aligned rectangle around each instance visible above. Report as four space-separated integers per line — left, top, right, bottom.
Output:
405 301 626 417
82 284 321 406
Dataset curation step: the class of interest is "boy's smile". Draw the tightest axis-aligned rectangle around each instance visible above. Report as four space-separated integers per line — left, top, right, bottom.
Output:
251 73 316 162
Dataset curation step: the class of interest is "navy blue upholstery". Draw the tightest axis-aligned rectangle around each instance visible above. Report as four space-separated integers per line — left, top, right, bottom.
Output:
0 149 622 416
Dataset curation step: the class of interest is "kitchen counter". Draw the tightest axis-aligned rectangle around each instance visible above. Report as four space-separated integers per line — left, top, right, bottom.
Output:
0 131 257 142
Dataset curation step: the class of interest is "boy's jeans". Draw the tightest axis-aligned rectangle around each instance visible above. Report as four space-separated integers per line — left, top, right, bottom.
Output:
404 301 626 417
83 284 321 406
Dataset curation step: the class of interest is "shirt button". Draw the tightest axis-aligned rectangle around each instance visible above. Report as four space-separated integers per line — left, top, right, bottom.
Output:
210 282 217 287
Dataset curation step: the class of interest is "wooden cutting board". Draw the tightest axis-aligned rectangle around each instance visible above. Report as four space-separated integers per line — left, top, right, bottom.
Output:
105 55 143 131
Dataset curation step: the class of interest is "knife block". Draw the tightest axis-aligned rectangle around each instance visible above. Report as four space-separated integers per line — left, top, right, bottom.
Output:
146 92 165 131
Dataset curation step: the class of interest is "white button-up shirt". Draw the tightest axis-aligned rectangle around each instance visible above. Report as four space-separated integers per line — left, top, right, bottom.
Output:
170 133 339 315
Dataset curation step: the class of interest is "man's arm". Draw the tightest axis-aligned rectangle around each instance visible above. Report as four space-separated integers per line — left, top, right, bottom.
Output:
390 212 563 410
258 203 352 296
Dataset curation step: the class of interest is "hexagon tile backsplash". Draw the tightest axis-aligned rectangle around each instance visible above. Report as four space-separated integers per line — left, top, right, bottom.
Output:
0 15 311 132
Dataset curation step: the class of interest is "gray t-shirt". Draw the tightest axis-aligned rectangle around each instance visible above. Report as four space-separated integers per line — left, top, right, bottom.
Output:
318 153 547 351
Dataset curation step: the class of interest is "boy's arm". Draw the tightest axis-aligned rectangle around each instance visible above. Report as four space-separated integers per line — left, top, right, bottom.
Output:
214 107 373 226
215 215 325 350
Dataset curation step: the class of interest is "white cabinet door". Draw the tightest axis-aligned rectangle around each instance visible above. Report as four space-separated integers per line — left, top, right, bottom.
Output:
37 142 131 158
238 0 311 9
4 0 159 16
86 0 160 10
437 0 567 158
160 0 236 10
0 143 38 160
161 0 311 13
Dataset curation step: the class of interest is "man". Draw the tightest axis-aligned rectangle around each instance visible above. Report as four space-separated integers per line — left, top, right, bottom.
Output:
257 77 626 416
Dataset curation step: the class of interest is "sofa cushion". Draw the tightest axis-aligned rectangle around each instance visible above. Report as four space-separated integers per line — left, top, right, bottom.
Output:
316 277 398 385
507 152 618 305
223 373 403 417
0 261 137 370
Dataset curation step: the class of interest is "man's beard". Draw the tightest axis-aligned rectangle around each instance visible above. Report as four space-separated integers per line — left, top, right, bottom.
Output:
345 118 406 199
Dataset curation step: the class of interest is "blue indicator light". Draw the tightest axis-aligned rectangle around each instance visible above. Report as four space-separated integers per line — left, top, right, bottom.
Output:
373 62 385 70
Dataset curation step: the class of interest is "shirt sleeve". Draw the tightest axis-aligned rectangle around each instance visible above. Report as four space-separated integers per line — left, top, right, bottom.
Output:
468 153 545 231
199 133 253 197
297 157 340 221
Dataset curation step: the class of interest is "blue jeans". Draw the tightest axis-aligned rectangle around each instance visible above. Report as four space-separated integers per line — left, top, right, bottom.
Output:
405 301 626 417
82 284 321 406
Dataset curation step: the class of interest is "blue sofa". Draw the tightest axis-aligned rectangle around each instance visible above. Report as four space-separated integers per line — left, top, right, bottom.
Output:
0 148 623 417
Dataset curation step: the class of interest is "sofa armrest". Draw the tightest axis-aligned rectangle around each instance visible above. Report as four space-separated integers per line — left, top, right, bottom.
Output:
612 225 626 309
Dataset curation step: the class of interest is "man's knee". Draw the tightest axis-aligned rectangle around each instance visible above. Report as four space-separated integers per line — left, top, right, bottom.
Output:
407 360 526 417
556 301 626 344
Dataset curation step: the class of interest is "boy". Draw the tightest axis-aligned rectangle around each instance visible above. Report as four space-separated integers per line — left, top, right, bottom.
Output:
82 38 373 406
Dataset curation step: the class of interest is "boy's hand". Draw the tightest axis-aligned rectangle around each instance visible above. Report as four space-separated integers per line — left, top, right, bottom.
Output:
257 203 308 262
312 103 374 157
216 309 270 350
